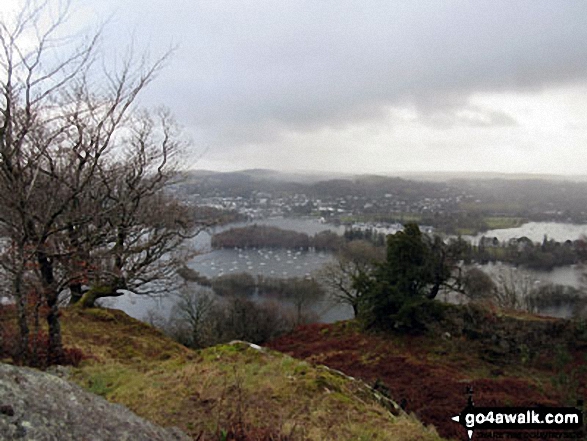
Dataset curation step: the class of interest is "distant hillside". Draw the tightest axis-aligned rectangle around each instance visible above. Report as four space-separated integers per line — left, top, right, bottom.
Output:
60 308 445 440
186 168 354 184
182 168 587 224
396 171 587 182
187 168 587 184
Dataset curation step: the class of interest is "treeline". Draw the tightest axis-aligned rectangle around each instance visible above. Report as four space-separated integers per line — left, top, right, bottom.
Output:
211 225 343 251
343 228 386 247
177 268 325 302
209 272 324 301
154 292 296 349
157 272 325 349
193 206 246 226
211 224 587 271
354 227 587 271
459 236 587 271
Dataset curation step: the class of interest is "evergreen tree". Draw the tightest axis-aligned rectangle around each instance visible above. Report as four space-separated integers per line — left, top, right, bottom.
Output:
357 223 453 330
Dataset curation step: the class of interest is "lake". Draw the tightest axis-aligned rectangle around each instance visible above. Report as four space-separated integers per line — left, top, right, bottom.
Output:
106 217 345 321
106 218 587 322
193 217 345 253
190 248 333 279
468 221 587 243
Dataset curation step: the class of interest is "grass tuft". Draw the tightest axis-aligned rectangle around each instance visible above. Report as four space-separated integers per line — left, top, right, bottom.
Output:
61 308 445 440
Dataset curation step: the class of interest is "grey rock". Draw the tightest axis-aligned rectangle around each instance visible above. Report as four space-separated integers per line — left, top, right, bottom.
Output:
0 363 191 441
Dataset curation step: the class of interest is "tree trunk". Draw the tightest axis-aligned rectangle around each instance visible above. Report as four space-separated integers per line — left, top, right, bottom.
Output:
14 270 30 364
78 284 124 308
68 283 83 305
67 222 87 306
46 291 64 365
427 283 441 300
37 250 64 365
31 290 43 367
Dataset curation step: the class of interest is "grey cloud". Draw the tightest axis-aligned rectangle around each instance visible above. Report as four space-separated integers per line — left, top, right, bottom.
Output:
418 106 519 130
94 0 587 147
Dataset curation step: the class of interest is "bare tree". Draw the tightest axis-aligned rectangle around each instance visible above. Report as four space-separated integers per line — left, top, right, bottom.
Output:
71 109 197 308
0 1 197 364
492 267 535 311
317 240 384 317
170 285 216 348
209 296 294 345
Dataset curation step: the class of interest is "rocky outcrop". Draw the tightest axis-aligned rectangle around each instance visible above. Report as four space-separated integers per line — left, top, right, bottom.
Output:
0 363 190 441
425 302 587 364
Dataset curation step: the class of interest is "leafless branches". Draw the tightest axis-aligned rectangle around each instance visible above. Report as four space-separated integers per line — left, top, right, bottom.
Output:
0 1 195 364
316 240 384 317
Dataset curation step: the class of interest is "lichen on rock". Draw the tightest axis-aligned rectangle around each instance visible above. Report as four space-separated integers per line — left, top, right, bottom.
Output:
0 363 190 441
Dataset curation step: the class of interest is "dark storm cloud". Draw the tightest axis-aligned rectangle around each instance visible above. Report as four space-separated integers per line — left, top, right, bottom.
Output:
96 0 587 146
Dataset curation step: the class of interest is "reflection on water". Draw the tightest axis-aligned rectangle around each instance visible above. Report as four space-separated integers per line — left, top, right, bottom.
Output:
479 261 583 289
190 248 334 279
100 291 173 320
106 218 344 322
461 262 586 318
106 219 587 322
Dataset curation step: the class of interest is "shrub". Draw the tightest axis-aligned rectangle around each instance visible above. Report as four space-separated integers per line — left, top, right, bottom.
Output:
164 295 296 348
0 304 88 368
393 298 448 334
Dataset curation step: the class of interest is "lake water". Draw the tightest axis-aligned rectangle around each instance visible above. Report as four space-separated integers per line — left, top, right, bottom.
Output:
191 217 340 277
106 217 345 321
193 217 345 252
189 248 334 279
468 222 587 243
106 219 587 322
466 221 587 308
193 219 587 289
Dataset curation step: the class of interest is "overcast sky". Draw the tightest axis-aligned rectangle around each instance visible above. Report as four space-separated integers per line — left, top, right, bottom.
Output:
7 1 587 176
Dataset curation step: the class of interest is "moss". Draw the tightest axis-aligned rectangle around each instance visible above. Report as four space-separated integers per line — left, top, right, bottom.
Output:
313 373 339 393
293 363 309 376
61 308 188 365
331 391 354 405
80 308 118 322
61 308 446 441
78 285 117 308
86 375 114 396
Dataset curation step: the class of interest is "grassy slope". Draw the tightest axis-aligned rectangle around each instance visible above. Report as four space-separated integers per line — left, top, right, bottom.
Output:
61 308 445 441
267 316 587 440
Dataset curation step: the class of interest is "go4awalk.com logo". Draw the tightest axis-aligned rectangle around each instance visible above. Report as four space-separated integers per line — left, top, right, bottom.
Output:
451 387 584 440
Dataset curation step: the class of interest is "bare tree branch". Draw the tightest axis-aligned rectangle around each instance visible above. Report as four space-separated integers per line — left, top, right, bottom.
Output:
0 1 196 364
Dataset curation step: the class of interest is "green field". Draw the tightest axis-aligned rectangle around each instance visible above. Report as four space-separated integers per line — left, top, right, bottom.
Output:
484 216 526 230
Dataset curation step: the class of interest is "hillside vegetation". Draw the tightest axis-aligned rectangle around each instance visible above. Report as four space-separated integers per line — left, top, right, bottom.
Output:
268 304 587 440
60 308 445 440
